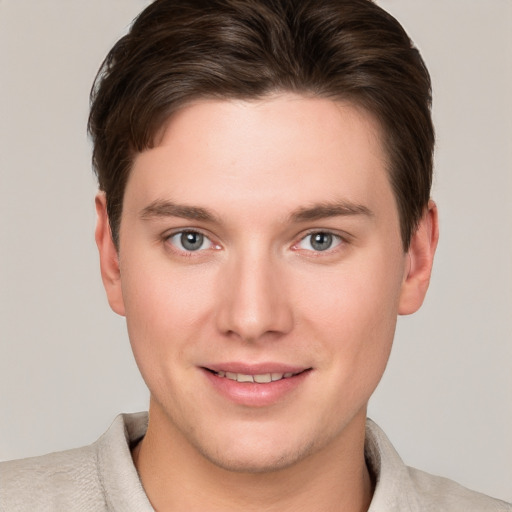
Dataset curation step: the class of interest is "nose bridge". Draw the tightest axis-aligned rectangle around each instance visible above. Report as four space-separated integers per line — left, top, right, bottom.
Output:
216 241 293 341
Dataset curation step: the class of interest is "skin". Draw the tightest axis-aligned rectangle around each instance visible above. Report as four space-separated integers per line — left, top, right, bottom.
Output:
96 93 438 511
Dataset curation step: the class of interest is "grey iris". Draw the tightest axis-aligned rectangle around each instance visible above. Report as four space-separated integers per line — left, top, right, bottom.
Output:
181 232 204 251
311 232 333 251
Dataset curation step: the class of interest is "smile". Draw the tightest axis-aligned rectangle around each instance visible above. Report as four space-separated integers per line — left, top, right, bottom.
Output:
212 370 301 383
202 366 312 406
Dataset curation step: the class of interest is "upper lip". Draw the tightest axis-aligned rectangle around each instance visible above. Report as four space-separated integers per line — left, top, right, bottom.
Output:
203 362 311 375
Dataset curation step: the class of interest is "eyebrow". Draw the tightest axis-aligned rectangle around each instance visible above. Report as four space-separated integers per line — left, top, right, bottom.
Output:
140 199 373 224
289 201 373 223
140 200 218 222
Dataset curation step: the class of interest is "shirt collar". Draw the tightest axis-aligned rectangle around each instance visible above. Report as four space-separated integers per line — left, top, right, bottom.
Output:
365 418 421 511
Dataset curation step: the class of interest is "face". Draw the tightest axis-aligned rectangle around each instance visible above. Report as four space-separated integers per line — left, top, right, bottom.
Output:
98 94 434 473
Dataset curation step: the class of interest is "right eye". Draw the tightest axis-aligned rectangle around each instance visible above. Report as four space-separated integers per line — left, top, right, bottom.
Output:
167 231 214 252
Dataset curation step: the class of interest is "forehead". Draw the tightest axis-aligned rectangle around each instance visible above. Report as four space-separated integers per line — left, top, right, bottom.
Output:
125 93 394 221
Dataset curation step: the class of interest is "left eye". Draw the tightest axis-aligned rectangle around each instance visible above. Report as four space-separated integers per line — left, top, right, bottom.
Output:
168 231 213 252
297 232 342 252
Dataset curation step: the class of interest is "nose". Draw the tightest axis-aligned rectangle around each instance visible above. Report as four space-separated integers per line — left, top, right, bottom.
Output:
215 249 294 343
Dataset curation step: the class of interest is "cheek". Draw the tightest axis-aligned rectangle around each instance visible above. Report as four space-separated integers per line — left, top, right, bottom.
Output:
299 249 404 377
122 252 214 322
301 258 402 332
119 253 216 373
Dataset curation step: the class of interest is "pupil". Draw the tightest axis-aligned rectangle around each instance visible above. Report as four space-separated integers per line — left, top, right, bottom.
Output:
311 232 332 251
181 232 203 251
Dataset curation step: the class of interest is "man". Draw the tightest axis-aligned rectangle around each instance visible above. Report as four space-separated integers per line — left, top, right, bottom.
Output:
1 0 510 510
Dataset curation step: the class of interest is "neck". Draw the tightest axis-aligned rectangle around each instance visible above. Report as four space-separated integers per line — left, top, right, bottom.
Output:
132 401 373 512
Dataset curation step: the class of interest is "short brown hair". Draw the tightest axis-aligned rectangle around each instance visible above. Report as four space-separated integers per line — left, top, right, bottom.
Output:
89 0 434 250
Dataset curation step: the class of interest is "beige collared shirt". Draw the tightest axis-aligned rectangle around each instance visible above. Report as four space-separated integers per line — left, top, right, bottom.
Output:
1 412 510 511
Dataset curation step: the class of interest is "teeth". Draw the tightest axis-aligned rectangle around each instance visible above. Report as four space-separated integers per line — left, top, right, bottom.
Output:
254 374 272 383
215 371 297 383
236 373 254 383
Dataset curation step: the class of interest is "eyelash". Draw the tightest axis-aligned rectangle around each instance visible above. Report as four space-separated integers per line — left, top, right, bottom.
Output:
163 229 346 256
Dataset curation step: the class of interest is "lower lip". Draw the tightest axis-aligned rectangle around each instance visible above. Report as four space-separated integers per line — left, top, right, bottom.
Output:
202 368 311 407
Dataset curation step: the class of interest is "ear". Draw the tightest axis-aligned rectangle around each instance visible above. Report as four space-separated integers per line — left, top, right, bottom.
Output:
398 200 439 315
95 193 126 316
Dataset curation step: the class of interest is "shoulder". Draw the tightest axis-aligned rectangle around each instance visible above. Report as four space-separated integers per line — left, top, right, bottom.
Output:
365 419 511 512
406 466 512 511
0 412 149 512
0 444 107 512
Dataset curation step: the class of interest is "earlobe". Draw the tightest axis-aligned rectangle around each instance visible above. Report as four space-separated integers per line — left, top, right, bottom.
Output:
398 200 439 315
95 193 126 316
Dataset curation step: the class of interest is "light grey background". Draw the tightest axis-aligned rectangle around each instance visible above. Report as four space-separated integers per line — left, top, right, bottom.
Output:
1 0 511 503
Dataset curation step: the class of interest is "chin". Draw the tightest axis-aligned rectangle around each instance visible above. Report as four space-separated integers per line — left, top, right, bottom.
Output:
201 442 315 474
189 426 323 474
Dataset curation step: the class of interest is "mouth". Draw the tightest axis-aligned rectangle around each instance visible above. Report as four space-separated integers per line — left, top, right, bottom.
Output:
202 365 312 406
201 365 312 406
204 368 308 384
